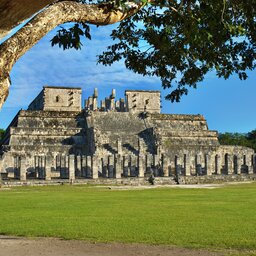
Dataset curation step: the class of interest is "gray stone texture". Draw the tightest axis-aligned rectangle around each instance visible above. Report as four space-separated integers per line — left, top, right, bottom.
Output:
28 86 82 112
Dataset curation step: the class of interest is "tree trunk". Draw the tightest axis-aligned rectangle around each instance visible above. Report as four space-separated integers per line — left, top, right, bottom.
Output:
0 1 146 109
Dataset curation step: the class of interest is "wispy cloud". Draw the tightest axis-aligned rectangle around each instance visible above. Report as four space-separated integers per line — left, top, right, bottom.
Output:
7 24 160 106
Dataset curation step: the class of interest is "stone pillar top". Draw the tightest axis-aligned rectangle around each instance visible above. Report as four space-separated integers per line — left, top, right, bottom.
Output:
111 89 116 99
93 88 98 98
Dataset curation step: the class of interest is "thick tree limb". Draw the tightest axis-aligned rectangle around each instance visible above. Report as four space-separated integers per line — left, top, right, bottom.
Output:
0 1 147 109
0 0 56 39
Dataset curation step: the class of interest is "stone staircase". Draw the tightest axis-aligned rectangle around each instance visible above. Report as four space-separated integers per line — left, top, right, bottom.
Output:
88 111 156 156
0 110 86 155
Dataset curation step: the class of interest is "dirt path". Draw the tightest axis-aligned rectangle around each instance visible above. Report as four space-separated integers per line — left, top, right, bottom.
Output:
0 236 225 256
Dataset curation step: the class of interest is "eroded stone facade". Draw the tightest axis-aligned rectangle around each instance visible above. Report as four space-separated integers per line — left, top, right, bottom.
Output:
0 86 255 183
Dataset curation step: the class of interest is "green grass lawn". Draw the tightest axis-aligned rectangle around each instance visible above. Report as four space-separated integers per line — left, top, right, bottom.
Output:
0 183 256 251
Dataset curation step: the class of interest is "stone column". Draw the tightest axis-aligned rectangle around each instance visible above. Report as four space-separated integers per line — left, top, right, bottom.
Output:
45 155 52 181
108 155 114 178
101 157 107 178
81 156 86 177
55 155 60 176
92 98 97 111
152 154 158 176
120 98 125 112
34 156 38 178
225 154 233 175
110 89 116 110
69 155 75 181
105 97 110 110
114 154 122 178
175 155 182 176
205 154 213 176
76 155 82 178
130 155 137 177
123 156 129 177
146 154 152 176
184 154 191 176
162 154 169 177
88 97 93 110
92 155 99 179
37 156 43 179
19 156 26 181
138 138 145 154
215 155 221 175
196 154 202 175
100 100 106 111
253 154 256 173
138 154 145 178
84 99 88 109
65 155 69 178
248 155 254 174
92 88 98 110
115 101 120 111
86 156 92 178
117 139 122 155
236 155 242 175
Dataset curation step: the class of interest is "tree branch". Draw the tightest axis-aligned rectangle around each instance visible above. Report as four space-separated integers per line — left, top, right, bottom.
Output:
0 0 146 109
0 0 57 39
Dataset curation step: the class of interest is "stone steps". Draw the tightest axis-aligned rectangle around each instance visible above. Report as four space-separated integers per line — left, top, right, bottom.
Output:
17 117 83 129
6 145 76 154
10 135 84 146
10 127 84 136
92 112 147 133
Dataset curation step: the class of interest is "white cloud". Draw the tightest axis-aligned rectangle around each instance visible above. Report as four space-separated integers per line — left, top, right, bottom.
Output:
6 24 160 109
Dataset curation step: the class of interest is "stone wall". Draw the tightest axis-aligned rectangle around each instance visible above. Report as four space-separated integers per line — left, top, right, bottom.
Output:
1 175 256 187
125 90 161 113
28 86 82 112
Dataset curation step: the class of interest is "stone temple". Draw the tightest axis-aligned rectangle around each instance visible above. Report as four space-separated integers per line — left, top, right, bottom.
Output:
0 86 255 183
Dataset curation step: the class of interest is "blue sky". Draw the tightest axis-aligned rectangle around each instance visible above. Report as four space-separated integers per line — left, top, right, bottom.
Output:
0 23 255 133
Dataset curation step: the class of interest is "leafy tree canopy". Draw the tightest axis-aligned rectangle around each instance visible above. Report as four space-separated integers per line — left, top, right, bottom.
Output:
52 0 256 101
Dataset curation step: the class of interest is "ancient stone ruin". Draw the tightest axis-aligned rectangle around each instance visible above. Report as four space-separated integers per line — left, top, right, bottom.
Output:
0 86 255 184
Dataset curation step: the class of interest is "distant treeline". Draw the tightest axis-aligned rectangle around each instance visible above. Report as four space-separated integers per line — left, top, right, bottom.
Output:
219 130 256 151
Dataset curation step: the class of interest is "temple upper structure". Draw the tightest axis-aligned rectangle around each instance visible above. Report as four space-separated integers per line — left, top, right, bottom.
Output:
0 86 255 183
28 86 82 112
84 88 161 114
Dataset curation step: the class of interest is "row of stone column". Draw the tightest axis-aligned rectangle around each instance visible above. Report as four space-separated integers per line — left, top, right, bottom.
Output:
162 153 256 176
14 153 256 181
84 88 126 112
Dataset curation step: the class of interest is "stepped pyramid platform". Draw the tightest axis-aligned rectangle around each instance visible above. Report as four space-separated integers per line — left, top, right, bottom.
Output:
0 86 255 183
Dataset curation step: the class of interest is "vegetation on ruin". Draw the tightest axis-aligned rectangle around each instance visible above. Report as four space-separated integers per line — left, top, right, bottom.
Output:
219 129 256 151
0 183 256 252
0 0 256 108
0 129 5 140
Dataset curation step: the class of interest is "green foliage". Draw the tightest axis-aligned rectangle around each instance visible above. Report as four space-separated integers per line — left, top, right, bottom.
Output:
51 23 91 50
0 184 256 251
0 128 5 140
219 129 256 151
52 0 256 102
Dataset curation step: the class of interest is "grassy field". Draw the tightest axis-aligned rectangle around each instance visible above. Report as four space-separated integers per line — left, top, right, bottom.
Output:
0 183 256 251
